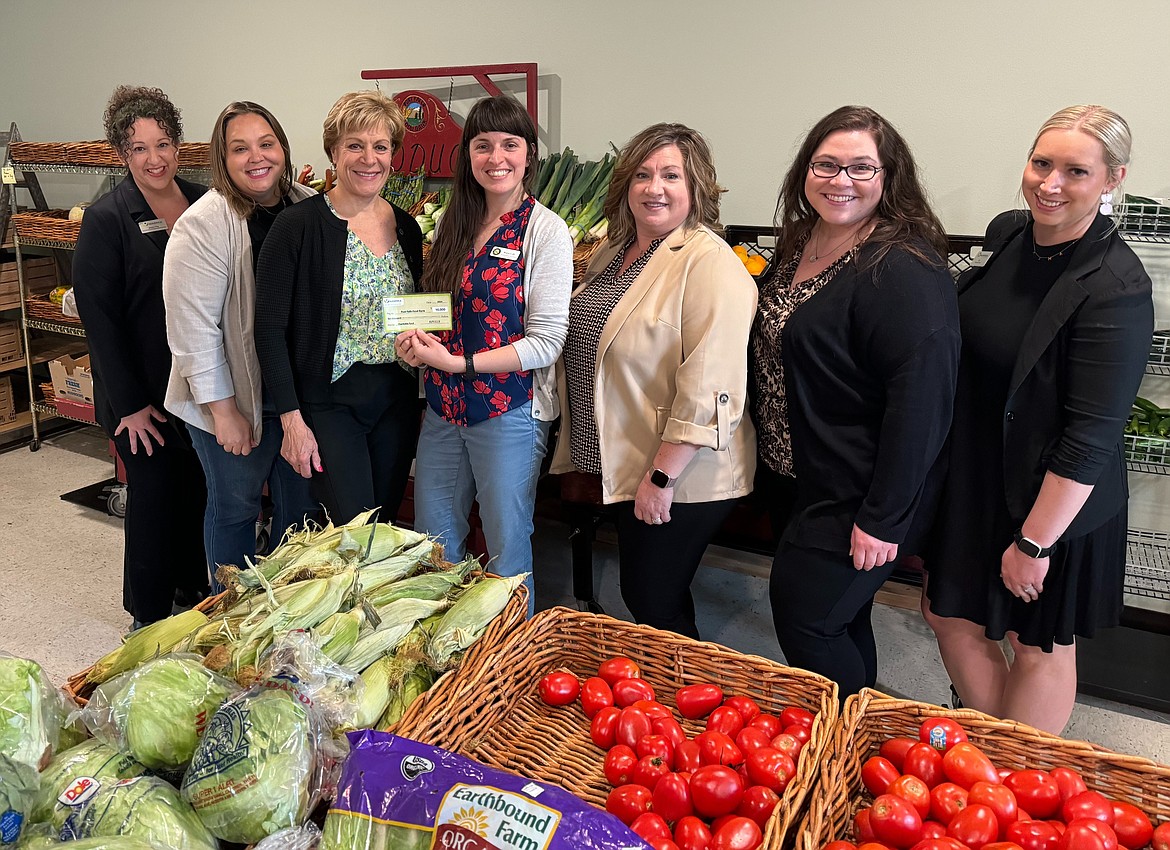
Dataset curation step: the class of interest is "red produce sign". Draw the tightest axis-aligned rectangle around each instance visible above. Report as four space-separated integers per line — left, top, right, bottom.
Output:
393 90 463 178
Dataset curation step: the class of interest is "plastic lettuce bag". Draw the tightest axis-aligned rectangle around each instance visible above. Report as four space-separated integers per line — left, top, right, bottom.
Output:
30 739 147 832
181 632 360 844
63 776 216 850
79 655 238 771
0 753 39 845
0 655 68 771
21 838 162 850
253 822 321 850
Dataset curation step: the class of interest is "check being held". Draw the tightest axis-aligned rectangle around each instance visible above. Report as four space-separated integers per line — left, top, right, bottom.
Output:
383 293 453 334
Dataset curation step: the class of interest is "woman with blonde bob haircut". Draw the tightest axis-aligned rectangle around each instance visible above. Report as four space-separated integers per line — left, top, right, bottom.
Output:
922 105 1153 733
256 90 424 525
164 101 319 588
553 122 758 638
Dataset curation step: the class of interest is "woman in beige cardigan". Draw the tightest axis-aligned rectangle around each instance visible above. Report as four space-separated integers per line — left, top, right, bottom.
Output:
554 123 757 638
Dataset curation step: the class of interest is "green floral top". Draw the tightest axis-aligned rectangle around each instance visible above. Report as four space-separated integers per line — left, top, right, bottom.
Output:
327 194 416 382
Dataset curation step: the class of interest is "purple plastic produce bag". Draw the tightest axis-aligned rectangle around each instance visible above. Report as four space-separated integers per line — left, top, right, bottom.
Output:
321 731 652 850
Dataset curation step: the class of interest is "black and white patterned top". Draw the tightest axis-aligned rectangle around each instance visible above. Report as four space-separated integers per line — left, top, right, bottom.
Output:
751 238 857 476
564 237 664 474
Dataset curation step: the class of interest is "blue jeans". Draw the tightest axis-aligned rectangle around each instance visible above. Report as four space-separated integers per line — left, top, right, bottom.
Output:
188 415 319 592
413 402 550 616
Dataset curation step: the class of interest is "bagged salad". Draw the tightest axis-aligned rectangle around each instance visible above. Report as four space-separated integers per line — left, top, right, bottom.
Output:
0 654 75 771
29 739 148 832
0 753 39 845
62 776 216 850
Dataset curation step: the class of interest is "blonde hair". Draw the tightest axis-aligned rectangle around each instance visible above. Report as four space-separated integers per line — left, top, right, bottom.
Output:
1030 105 1132 185
322 90 405 161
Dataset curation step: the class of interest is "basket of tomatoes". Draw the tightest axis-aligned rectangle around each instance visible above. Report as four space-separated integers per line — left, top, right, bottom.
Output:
394 605 839 850
798 689 1170 850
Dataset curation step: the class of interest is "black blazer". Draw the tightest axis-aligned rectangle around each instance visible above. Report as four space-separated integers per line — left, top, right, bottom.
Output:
959 210 1153 537
73 175 208 435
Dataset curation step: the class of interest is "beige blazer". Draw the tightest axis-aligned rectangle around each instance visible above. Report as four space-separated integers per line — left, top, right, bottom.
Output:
551 224 757 504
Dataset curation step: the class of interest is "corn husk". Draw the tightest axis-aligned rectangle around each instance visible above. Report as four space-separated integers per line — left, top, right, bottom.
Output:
378 661 436 729
353 656 395 728
309 609 364 665
363 557 476 608
356 540 436 594
87 609 209 684
425 573 526 668
238 570 356 642
342 593 448 675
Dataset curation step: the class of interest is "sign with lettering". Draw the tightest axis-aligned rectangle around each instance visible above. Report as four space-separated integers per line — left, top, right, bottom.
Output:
392 90 463 178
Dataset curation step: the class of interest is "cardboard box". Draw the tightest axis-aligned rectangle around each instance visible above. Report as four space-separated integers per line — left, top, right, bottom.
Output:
0 257 58 310
0 376 16 423
48 353 93 404
0 320 22 366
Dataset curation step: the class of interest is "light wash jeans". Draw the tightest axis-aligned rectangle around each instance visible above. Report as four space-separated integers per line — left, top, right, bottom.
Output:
188 415 318 593
413 402 551 616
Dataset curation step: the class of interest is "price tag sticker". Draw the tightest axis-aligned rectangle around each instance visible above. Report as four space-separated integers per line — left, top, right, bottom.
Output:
1 166 16 185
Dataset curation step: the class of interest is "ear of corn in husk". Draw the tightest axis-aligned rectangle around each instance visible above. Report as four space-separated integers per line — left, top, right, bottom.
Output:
87 609 209 684
343 597 451 672
365 569 467 608
379 661 436 729
356 540 436 594
177 614 246 655
425 573 526 668
353 655 396 728
238 570 357 642
310 609 364 665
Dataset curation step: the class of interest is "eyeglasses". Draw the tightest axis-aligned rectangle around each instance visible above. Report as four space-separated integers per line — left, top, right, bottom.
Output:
809 162 884 181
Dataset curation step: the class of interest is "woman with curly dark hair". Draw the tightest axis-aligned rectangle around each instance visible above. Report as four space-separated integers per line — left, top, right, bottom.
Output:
751 106 960 696
74 84 210 628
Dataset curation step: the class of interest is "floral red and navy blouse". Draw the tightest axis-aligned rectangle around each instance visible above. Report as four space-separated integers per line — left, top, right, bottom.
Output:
425 195 535 426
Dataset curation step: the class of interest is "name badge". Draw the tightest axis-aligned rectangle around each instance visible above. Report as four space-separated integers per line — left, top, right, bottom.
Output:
138 218 167 234
968 249 992 267
489 246 520 261
384 293 454 334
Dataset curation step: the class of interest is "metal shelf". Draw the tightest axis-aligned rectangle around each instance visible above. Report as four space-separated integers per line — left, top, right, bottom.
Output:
1124 432 1170 474
8 161 207 178
26 317 84 338
15 236 75 251
1117 202 1170 244
1148 331 1170 376
1125 528 1170 603
32 399 93 426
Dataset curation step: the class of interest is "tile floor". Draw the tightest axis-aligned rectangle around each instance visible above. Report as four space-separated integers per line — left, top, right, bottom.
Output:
1 429 1167 762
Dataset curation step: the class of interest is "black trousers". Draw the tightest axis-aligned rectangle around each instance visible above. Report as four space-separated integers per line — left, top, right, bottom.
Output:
113 425 209 623
303 362 420 525
770 542 895 699
616 498 738 639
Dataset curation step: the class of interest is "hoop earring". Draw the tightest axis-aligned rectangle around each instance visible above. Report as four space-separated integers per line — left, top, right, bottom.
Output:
1100 192 1114 216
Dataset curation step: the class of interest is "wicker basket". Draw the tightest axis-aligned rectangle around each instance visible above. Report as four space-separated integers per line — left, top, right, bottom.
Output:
25 292 80 324
407 191 439 218
7 142 68 165
395 606 839 849
12 210 81 245
572 239 603 282
797 688 1170 850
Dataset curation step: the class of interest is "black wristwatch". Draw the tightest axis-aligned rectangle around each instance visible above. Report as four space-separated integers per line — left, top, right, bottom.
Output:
1013 529 1055 559
649 468 677 489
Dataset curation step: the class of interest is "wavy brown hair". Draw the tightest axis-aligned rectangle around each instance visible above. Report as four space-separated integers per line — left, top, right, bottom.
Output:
421 95 539 295
209 101 296 219
102 85 183 157
604 123 725 246
774 106 946 270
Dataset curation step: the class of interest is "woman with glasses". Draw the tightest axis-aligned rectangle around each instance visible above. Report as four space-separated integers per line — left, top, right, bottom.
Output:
921 106 1152 733
751 106 959 696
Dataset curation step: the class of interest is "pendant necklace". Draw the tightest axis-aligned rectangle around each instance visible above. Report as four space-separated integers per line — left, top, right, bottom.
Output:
808 224 862 262
1032 234 1078 262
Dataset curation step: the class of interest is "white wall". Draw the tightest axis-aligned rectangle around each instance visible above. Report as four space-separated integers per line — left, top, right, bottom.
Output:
2 0 1169 234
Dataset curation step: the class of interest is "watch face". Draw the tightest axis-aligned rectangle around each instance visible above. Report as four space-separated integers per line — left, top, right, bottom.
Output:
650 469 670 488
1016 537 1042 558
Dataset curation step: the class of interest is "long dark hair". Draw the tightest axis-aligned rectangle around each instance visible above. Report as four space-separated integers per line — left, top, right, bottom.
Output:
209 101 296 219
421 95 538 295
774 106 947 269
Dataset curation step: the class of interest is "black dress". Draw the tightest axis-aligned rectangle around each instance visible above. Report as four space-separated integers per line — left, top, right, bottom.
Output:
925 224 1127 651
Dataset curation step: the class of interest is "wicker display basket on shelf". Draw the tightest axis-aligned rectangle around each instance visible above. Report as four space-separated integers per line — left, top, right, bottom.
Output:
7 141 68 165
395 606 839 850
796 688 1170 850
12 210 80 245
25 292 81 324
9 140 211 169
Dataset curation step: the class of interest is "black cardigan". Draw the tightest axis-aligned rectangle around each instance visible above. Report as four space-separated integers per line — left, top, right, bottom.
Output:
782 243 961 554
961 210 1153 537
254 193 424 414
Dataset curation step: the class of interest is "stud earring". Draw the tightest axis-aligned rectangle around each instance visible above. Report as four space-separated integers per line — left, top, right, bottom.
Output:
1100 192 1114 216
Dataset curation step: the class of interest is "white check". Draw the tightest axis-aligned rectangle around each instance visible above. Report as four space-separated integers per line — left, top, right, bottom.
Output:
383 293 453 333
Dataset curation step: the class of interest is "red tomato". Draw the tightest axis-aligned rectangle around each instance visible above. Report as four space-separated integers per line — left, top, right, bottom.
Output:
860 844 899 850
736 785 780 830
1079 821 1119 850
999 770 1015 782
870 793 925 849
634 699 674 721
948 804 1000 850
1004 770 1062 819
580 676 614 718
911 840 969 850
745 747 797 794
904 744 945 789
1048 822 1068 836
675 816 715 850
880 738 920 772
538 670 580 706
633 756 672 792
856 808 877 842
1049 768 1088 803
590 706 622 749
1059 820 1109 850
676 684 724 719
771 733 804 762
749 714 783 738
605 745 639 786
983 843 1026 850
969 781 1019 837
825 842 859 850
675 740 703 773
1007 820 1063 850
654 772 695 822
930 783 969 826
653 716 690 752
649 840 682 850
690 765 746 819
696 731 745 767
919 718 969 752
616 706 654 749
861 756 902 796
1110 802 1153 850
637 734 675 767
942 743 1000 789
708 706 746 738
614 677 657 707
1151 823 1170 850
724 696 761 723
599 657 641 686
889 775 932 820
1063 793 1115 827
712 816 763 849
606 783 654 825
631 812 674 841
785 724 812 746
736 726 774 757
781 706 816 728
921 823 948 840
